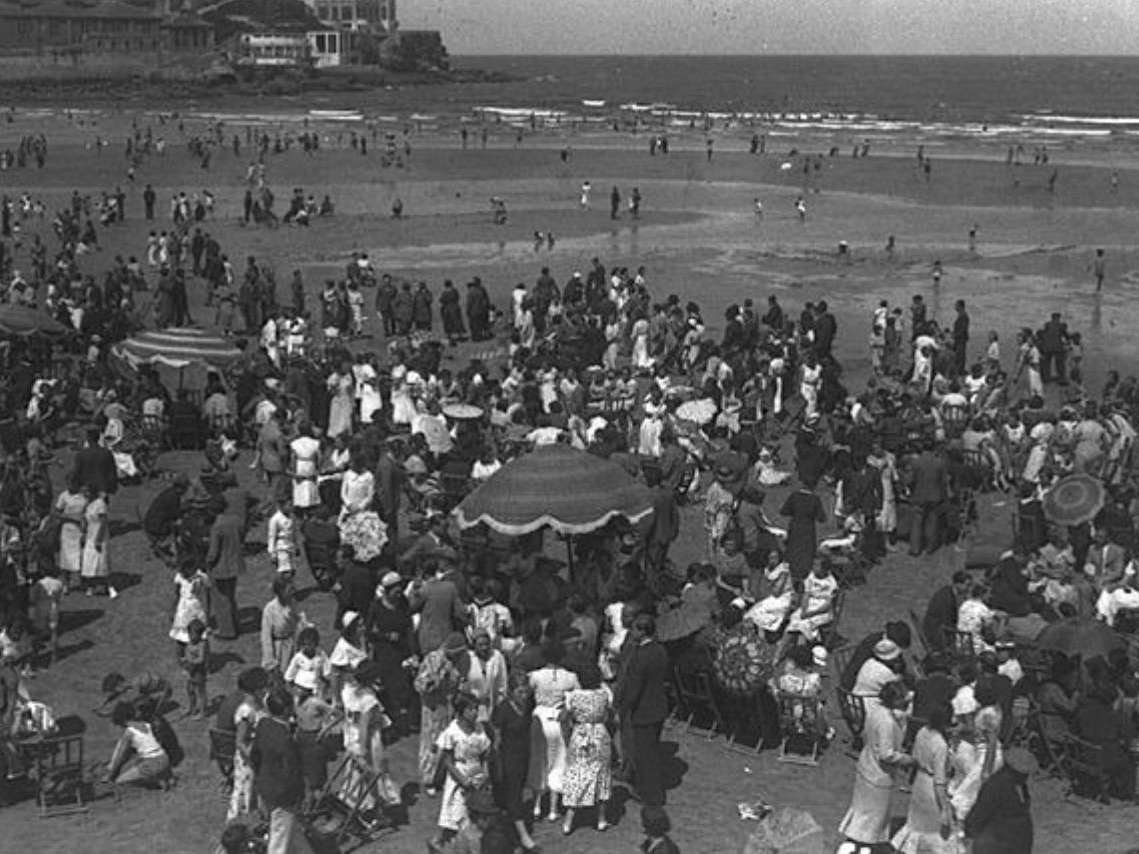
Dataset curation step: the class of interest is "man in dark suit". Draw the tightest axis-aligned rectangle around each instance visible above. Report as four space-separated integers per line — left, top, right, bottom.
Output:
617 613 670 806
1037 312 1069 385
72 426 117 498
206 497 245 640
923 571 971 652
952 299 970 376
813 300 837 361
250 690 313 854
908 444 949 556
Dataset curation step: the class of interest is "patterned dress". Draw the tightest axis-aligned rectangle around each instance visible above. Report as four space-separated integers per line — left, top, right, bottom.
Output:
561 687 613 808
414 649 463 787
227 699 264 820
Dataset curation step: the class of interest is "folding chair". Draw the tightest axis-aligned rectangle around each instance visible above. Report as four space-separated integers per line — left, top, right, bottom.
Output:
835 687 866 753
308 753 395 848
22 732 89 818
942 626 976 660
817 589 846 650
908 609 935 658
670 666 726 738
775 692 823 766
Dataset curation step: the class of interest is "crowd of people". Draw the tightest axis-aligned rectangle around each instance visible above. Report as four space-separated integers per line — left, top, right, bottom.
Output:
2 110 1139 854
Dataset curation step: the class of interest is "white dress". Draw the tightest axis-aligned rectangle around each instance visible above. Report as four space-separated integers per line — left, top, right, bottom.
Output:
169 570 210 643
55 490 87 573
290 435 322 508
390 367 417 426
354 363 383 425
527 666 581 793
80 496 109 579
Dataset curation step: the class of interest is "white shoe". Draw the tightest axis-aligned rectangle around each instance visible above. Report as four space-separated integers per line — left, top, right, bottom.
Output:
108 587 119 600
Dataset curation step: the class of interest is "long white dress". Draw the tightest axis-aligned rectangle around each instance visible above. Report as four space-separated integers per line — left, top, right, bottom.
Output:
390 367 417 426
527 666 581 794
80 496 109 579
55 490 87 573
290 435 322 508
353 363 383 425
327 373 354 438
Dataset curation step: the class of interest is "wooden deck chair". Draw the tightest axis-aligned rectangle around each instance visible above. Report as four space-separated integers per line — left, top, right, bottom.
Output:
670 666 726 739
835 687 866 753
775 692 823 766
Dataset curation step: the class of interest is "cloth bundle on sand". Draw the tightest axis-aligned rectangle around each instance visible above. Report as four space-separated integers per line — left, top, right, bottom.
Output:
742 807 824 854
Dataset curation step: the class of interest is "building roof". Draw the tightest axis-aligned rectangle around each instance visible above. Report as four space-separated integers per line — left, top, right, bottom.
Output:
0 0 162 19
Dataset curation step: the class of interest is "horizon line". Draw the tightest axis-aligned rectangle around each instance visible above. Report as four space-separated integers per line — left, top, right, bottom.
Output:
451 52 1139 59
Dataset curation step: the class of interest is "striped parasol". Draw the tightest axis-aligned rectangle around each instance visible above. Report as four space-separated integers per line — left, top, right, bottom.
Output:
113 328 244 369
453 443 654 536
0 304 70 336
1042 473 1106 528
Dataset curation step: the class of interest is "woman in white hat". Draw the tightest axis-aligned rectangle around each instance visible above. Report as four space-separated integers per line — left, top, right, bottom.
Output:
838 681 915 846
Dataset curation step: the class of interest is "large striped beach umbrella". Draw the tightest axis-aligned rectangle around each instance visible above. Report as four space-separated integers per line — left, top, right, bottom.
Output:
454 443 654 536
0 304 70 337
113 328 243 369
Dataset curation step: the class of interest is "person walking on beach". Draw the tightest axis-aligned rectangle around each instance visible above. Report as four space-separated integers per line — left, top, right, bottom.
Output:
706 138 714 162
795 197 806 223
754 198 763 222
630 187 641 219
1093 248 1107 292
610 186 621 220
953 300 970 376
968 224 978 254
580 181 591 211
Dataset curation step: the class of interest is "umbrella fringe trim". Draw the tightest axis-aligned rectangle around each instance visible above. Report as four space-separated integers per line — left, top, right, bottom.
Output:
453 506 654 536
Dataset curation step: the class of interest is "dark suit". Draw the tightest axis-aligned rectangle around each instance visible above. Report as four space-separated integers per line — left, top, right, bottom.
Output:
73 444 118 496
618 638 670 805
206 512 245 639
1037 319 1068 384
908 450 948 555
922 585 958 652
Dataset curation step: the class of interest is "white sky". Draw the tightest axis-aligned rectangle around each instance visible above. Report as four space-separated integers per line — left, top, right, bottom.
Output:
398 0 1139 55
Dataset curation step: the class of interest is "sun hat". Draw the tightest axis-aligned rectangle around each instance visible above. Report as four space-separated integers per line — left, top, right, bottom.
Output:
380 570 402 589
341 611 360 630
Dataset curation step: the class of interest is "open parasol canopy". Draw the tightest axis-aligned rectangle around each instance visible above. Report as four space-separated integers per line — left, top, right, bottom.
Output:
676 398 717 426
453 443 654 536
0 304 70 336
713 625 776 696
1042 473 1106 527
113 327 244 369
1036 619 1124 660
442 403 484 421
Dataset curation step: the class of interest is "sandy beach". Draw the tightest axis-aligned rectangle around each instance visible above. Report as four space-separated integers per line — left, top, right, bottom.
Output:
3 103 1139 854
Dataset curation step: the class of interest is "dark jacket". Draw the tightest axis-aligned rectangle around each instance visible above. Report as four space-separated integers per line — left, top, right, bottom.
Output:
73 444 118 496
922 584 958 651
206 512 245 581
618 639 670 725
909 450 948 505
964 766 1033 854
250 716 305 810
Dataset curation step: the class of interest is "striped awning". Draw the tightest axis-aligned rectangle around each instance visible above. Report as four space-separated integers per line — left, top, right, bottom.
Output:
454 443 654 536
113 327 243 369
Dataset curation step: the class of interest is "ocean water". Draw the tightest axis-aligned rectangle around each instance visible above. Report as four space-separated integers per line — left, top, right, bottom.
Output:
177 55 1139 145
457 55 1139 123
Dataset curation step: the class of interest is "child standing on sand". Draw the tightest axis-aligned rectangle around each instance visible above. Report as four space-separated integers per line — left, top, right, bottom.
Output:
182 618 209 719
986 331 1001 373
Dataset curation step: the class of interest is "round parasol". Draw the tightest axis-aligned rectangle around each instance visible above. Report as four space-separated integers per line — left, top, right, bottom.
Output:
676 398 718 426
442 403 484 421
453 443 654 536
0 304 70 336
113 327 243 369
1036 619 1124 660
1042 473 1106 527
713 625 775 695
